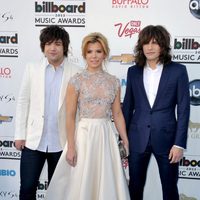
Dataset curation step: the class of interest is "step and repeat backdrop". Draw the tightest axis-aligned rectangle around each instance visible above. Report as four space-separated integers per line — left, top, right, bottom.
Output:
1 0 200 199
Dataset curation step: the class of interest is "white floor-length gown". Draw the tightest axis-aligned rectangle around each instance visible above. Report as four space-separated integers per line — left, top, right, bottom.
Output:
45 70 130 200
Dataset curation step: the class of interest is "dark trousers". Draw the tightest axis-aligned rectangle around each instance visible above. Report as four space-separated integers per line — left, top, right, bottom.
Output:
128 144 179 200
19 147 62 200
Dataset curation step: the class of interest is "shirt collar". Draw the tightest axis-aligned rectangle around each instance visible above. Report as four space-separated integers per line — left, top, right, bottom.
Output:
145 62 163 72
45 58 65 70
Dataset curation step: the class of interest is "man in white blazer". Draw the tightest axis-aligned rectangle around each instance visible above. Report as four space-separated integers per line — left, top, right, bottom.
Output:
14 25 81 200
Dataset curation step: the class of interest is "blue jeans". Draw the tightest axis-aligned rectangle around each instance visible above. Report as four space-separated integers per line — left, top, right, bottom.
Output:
19 147 62 200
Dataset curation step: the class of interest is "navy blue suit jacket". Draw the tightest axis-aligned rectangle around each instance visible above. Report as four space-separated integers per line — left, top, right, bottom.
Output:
123 62 190 154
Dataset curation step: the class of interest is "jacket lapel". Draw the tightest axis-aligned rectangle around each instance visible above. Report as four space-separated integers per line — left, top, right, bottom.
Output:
39 59 47 112
58 58 71 110
137 67 151 109
152 64 170 109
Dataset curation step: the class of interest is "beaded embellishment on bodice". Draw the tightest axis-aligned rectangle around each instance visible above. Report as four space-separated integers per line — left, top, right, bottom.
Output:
69 69 120 119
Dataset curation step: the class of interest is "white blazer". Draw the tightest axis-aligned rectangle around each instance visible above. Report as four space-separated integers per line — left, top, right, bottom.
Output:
14 57 81 150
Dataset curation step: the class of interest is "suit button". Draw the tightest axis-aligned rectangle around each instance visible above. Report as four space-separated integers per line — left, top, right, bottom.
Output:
147 125 151 128
150 111 153 114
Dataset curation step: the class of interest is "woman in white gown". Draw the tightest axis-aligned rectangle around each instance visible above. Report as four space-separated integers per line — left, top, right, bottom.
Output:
45 32 130 200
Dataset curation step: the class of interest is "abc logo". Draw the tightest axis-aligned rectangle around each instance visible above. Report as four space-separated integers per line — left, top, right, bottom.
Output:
189 79 200 106
189 0 200 19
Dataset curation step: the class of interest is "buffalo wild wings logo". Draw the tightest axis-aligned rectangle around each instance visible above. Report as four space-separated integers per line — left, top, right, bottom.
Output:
112 0 150 9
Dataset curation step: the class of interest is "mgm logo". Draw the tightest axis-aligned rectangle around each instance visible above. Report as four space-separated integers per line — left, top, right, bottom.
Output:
189 120 200 132
180 193 197 200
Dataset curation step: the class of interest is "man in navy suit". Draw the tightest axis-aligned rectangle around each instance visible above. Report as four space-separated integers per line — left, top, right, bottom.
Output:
123 25 190 200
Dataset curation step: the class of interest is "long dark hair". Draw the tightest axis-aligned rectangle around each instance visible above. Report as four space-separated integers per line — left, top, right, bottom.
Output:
134 25 172 67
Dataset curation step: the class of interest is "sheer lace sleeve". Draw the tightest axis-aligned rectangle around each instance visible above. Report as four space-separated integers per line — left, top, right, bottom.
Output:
68 73 81 93
113 77 120 96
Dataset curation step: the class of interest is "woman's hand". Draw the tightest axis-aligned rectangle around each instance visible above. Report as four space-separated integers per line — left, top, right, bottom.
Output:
66 147 77 167
122 140 129 157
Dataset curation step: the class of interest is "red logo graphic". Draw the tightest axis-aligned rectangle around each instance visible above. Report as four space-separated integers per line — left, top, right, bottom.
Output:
0 67 11 78
112 0 149 8
115 20 141 38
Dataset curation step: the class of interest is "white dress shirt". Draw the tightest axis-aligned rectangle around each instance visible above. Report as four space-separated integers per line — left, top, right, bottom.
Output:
37 61 64 152
143 63 163 108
